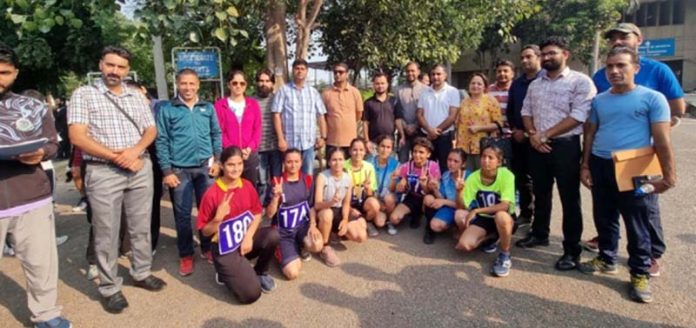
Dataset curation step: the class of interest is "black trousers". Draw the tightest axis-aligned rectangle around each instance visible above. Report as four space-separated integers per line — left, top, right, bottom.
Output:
213 226 280 304
590 155 654 275
511 139 534 220
528 136 582 256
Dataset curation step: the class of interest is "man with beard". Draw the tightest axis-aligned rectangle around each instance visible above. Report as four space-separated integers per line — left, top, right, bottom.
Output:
516 37 597 272
254 68 281 196
416 64 460 174
395 62 428 162
582 24 685 276
155 69 222 276
488 59 515 125
0 43 72 328
507 45 542 228
362 72 397 149
69 46 166 314
322 62 363 157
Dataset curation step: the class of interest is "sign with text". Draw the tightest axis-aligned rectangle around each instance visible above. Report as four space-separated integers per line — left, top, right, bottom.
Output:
638 38 675 58
173 48 220 79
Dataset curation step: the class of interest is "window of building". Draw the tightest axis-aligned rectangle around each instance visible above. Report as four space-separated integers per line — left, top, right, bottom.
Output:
626 0 685 27
659 1 671 26
672 0 685 24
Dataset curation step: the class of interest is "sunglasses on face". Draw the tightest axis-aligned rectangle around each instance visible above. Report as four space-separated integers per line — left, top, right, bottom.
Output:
333 70 347 75
231 81 247 86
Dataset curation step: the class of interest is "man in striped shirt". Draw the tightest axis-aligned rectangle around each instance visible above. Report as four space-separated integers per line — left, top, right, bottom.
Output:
487 59 514 127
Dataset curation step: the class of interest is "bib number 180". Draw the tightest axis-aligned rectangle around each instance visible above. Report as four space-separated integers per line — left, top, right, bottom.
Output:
218 211 254 255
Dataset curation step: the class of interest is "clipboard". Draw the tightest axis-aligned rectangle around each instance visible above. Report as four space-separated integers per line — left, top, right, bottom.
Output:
0 138 48 160
612 146 662 192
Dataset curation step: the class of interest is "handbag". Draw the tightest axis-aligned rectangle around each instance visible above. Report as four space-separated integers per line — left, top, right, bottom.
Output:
479 122 513 166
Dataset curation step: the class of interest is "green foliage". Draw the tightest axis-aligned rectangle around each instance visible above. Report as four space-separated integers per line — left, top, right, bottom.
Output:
135 0 266 76
512 0 629 65
319 0 536 74
1 0 153 94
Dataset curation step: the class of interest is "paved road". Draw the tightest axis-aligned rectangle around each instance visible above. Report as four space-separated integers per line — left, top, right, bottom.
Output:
2 120 696 328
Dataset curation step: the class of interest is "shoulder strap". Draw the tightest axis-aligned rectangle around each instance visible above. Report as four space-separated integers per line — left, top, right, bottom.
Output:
92 86 143 136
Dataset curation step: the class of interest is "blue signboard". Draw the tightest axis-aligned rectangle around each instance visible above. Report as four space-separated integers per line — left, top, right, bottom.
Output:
638 38 675 58
174 49 220 79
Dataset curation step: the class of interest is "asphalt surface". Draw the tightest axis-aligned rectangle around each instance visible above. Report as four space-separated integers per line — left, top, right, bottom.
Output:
2 120 696 328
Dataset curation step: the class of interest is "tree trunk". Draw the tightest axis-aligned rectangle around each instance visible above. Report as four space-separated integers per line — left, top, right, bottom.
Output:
265 0 289 88
295 0 323 60
589 30 601 75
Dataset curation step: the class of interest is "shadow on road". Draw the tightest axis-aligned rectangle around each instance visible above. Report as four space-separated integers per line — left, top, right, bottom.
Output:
201 317 285 328
300 262 683 327
0 271 31 326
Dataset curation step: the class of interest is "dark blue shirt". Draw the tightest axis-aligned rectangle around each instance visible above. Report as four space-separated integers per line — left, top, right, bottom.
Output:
506 72 540 129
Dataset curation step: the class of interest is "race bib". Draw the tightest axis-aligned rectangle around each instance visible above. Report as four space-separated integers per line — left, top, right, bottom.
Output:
218 211 254 255
476 191 500 209
278 201 310 230
407 174 420 194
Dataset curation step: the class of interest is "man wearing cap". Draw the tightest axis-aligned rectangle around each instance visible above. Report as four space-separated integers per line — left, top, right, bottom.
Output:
583 23 686 276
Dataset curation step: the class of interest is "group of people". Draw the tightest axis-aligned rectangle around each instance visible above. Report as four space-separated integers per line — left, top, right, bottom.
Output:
0 21 683 327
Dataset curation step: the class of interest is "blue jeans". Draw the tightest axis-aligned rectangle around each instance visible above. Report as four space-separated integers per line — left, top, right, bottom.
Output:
258 150 282 197
590 155 654 275
301 147 315 176
169 165 213 258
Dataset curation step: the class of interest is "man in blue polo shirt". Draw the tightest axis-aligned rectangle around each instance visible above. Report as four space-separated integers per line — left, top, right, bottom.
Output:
579 47 676 303
585 23 685 276
155 68 222 277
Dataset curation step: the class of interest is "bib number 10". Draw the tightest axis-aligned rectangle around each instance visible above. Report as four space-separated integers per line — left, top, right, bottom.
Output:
218 211 254 255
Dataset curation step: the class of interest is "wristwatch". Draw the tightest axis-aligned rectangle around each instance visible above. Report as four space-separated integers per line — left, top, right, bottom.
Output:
540 133 548 144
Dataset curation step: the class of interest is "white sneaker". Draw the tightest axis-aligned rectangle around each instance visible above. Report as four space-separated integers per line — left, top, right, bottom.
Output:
56 235 69 246
387 223 398 236
86 264 99 280
3 244 15 257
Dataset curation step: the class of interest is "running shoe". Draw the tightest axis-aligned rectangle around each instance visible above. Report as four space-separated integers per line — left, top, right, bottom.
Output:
386 222 398 236
201 250 213 264
491 253 512 277
258 274 277 293
578 256 618 275
3 244 15 257
34 316 72 328
367 223 380 237
480 238 498 254
630 274 653 303
56 235 69 246
300 248 312 262
648 258 661 277
320 245 341 267
581 236 599 253
86 264 99 280
179 256 194 276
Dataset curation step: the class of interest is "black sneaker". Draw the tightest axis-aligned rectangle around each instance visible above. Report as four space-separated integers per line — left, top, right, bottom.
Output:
408 214 420 229
555 253 580 271
515 235 549 248
133 275 167 291
102 291 128 314
423 229 435 244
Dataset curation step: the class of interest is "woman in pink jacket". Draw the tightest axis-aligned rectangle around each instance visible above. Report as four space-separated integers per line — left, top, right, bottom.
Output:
214 70 262 185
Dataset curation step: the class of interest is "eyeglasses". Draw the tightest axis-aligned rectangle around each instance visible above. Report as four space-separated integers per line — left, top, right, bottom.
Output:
333 70 347 75
231 81 247 86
